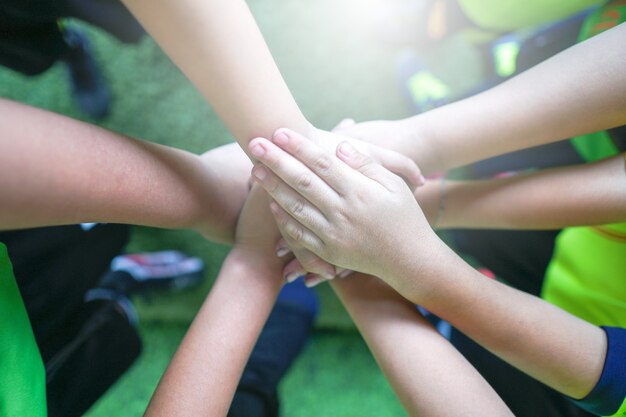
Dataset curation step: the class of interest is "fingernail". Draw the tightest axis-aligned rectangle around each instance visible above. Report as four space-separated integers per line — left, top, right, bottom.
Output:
305 275 325 288
322 269 336 280
252 166 267 181
418 175 426 186
338 269 352 279
338 141 356 157
275 247 290 257
269 201 280 213
250 143 265 157
273 130 289 146
285 271 302 283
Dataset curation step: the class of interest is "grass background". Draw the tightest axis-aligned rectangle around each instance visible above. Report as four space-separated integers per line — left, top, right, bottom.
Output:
0 1 480 415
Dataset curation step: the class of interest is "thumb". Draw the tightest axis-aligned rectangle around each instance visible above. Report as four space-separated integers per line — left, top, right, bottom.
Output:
336 141 398 189
374 146 425 188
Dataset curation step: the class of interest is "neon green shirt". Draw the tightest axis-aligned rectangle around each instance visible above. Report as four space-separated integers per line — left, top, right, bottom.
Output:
0 243 47 417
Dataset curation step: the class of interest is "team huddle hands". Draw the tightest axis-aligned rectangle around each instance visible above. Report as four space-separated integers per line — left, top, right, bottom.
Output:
249 128 435 289
3 0 624 413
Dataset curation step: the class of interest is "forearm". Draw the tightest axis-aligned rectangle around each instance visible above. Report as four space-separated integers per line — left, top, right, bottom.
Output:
145 248 284 416
0 99 222 233
405 23 626 172
426 154 626 229
121 0 310 151
331 274 513 417
389 239 607 400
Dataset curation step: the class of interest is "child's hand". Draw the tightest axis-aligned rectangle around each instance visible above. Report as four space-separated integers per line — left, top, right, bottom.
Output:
267 125 427 286
310 126 425 188
235 181 338 283
331 118 437 175
248 128 438 283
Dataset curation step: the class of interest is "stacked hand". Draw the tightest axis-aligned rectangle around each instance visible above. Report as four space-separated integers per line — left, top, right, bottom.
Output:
207 126 425 286
248 128 440 293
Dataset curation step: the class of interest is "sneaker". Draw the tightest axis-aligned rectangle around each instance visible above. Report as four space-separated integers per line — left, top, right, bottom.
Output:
100 250 205 295
62 27 111 120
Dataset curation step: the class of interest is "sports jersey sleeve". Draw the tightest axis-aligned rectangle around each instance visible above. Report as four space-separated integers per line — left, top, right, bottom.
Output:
570 326 626 416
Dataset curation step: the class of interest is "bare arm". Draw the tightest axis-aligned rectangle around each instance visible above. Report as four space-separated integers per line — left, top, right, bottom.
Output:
121 0 310 151
387 239 606 400
336 23 626 174
414 154 626 229
145 241 284 416
331 275 513 417
0 99 250 242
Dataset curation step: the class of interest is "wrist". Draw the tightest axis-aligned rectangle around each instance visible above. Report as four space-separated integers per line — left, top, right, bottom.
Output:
403 114 444 175
381 229 451 304
388 236 483 310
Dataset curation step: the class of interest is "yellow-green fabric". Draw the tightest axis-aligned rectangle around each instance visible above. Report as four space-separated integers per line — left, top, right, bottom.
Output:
0 243 47 417
542 225 626 328
457 0 604 32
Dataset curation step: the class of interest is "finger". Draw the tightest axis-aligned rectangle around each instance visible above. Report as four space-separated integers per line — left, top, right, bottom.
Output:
275 213 336 279
269 200 327 261
304 273 331 288
282 258 305 283
252 164 331 229
279 232 336 280
249 137 343 205
336 141 403 192
332 118 356 132
336 268 353 279
275 238 291 257
375 146 425 187
271 128 351 194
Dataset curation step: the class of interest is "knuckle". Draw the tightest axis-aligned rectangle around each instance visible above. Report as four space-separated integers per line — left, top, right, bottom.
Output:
323 228 342 250
313 153 333 174
287 222 304 243
295 172 313 190
290 197 306 216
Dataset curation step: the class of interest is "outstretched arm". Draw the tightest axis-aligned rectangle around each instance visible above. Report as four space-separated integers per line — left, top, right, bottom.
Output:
414 154 626 229
0 99 250 243
121 0 310 150
144 251 281 417
335 22 626 174
331 275 513 417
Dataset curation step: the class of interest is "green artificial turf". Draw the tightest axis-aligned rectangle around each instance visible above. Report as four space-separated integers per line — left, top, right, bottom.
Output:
0 1 481 415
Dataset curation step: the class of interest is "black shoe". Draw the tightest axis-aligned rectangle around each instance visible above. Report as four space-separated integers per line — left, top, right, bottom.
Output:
62 27 111 120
